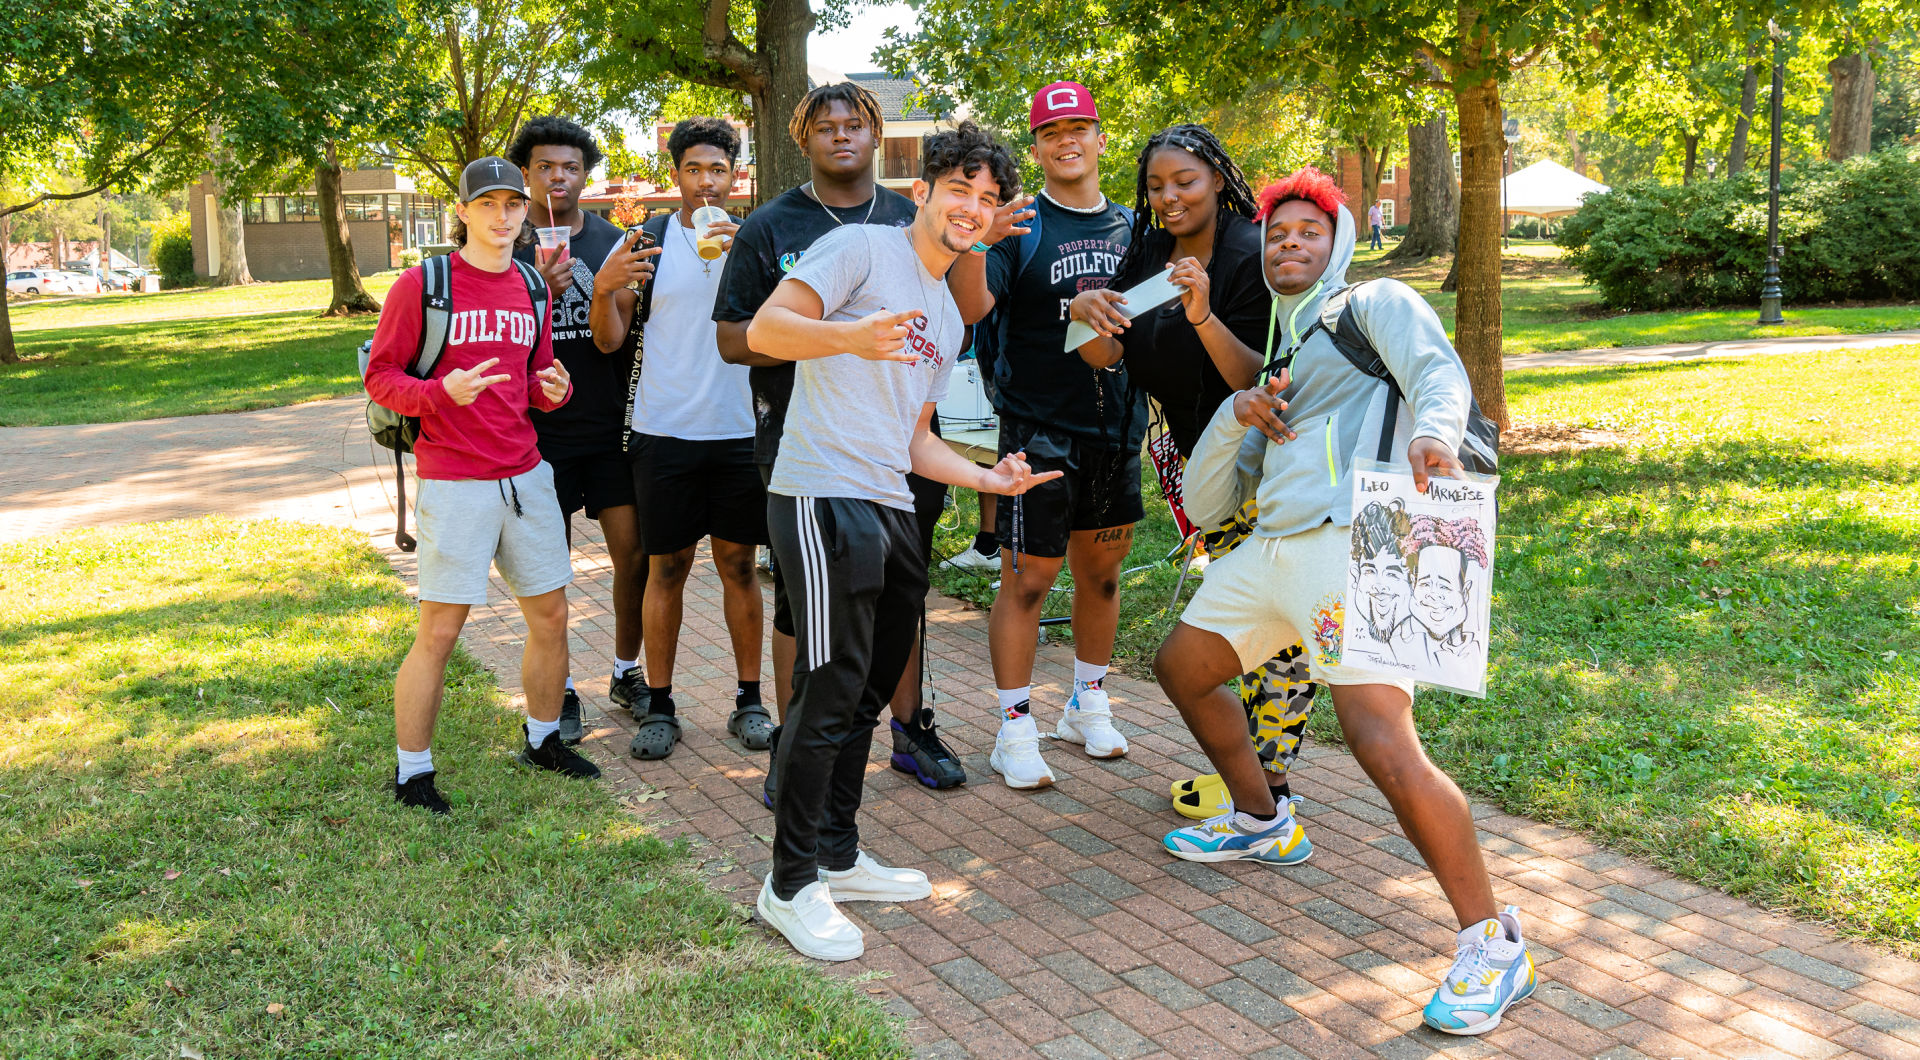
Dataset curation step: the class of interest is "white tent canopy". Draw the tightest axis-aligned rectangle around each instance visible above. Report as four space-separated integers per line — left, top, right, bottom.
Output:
1501 159 1610 218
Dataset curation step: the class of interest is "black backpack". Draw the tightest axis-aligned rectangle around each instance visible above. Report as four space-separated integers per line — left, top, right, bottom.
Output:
356 253 550 550
1272 279 1499 475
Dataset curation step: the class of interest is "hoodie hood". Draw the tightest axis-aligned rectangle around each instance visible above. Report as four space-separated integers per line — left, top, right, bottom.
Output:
1259 202 1357 365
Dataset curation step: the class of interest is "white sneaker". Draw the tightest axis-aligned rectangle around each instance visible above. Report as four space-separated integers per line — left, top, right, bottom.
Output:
820 850 933 902
1057 686 1129 758
990 714 1055 789
757 878 864 961
940 546 1000 572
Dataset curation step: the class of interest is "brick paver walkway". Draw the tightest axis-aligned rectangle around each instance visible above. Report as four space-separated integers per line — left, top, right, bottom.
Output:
8 398 1920 1060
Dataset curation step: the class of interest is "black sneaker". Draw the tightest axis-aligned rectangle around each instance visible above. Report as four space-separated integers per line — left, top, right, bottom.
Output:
762 724 781 809
890 707 967 789
393 770 452 815
558 689 584 745
609 669 650 716
517 724 602 779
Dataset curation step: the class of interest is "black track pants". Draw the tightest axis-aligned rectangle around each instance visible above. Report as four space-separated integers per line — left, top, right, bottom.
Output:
766 494 928 899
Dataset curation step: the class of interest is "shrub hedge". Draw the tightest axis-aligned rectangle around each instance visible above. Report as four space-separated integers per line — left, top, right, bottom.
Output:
150 212 196 289
1556 146 1920 309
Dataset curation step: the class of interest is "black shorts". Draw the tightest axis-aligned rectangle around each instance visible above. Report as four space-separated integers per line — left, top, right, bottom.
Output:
760 466 945 640
994 416 1144 559
547 447 636 519
630 433 769 555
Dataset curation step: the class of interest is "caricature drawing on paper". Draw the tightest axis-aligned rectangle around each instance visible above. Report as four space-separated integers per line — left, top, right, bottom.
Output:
1393 514 1488 670
1349 500 1414 653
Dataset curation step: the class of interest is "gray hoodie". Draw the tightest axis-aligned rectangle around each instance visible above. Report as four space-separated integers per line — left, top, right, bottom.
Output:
1183 203 1472 539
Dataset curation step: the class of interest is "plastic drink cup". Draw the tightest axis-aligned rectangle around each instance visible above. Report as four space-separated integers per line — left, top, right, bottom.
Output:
535 226 570 265
692 205 728 260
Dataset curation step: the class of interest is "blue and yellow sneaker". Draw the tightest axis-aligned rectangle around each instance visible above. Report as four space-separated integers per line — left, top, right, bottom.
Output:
1162 805 1312 866
1423 905 1536 1035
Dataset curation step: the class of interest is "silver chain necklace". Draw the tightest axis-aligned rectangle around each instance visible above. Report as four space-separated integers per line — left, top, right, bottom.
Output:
805 181 876 226
674 213 711 276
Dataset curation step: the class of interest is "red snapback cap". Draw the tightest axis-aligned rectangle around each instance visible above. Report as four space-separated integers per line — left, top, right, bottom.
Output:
1029 81 1099 131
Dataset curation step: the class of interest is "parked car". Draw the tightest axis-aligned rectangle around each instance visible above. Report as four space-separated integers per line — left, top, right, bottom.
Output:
5 269 75 296
59 270 102 294
103 270 138 291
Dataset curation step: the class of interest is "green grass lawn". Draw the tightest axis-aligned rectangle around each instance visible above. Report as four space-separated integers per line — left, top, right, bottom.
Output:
1351 241 1920 355
0 311 374 426
0 519 903 1058
934 345 1920 949
9 272 404 331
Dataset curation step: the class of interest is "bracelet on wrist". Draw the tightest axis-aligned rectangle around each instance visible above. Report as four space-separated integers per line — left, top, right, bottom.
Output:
1190 310 1215 328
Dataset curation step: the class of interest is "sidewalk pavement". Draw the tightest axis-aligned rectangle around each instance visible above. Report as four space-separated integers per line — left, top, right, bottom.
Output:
6 384 1920 1059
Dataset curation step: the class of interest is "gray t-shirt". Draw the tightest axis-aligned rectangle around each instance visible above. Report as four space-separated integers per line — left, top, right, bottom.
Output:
768 224 962 510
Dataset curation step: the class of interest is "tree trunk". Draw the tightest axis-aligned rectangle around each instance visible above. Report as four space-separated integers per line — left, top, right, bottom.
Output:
1454 75 1509 430
1729 42 1760 176
206 164 255 287
1359 143 1378 216
1566 128 1587 176
749 0 816 205
315 145 382 316
0 292 16 365
1827 50 1876 160
53 226 67 269
1384 110 1458 262
1682 132 1699 183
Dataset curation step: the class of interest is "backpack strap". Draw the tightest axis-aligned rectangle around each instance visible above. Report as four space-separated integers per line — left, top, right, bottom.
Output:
636 212 675 325
1314 280 1403 463
1014 205 1043 279
511 258 550 367
415 254 453 378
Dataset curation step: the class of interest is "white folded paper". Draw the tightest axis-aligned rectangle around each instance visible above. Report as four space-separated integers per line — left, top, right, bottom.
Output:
1061 268 1187 352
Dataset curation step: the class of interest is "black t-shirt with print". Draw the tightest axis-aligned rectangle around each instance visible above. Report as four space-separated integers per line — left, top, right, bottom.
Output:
982 193 1144 449
712 183 917 466
514 210 628 458
1115 211 1268 456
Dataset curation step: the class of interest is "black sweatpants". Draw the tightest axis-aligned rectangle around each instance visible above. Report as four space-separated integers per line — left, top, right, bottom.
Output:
766 493 928 899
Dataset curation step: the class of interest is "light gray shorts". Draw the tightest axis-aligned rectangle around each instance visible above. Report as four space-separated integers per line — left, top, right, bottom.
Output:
414 461 574 605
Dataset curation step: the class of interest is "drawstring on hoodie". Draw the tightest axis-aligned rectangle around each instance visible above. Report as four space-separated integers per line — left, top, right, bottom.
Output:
1258 279 1325 385
497 476 524 518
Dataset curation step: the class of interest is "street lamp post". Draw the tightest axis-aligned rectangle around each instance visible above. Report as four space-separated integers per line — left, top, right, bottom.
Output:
1502 116 1520 247
1759 20 1787 325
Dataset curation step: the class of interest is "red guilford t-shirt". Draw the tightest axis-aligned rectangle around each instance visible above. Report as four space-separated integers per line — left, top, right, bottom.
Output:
364 252 569 481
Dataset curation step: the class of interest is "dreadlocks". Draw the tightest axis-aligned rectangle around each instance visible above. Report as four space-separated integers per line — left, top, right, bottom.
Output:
788 81 886 145
1115 124 1259 282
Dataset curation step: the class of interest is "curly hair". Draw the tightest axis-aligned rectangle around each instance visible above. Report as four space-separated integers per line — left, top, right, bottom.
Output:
1256 166 1347 228
921 120 1020 204
789 81 885 146
1115 124 1259 282
1403 515 1489 581
1350 500 1413 563
505 116 604 172
666 116 741 167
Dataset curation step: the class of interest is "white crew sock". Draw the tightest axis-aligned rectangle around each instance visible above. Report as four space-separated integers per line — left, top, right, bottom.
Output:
997 686 1032 721
1073 659 1108 695
396 746 434 784
526 716 560 748
564 676 575 692
613 657 638 679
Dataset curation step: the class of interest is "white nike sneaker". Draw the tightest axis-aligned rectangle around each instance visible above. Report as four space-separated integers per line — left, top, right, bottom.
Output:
820 851 933 902
1057 686 1129 758
940 546 1000 572
990 714 1055 789
757 877 864 961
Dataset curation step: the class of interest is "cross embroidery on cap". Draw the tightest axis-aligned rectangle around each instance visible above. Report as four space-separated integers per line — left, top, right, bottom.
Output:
487 159 504 177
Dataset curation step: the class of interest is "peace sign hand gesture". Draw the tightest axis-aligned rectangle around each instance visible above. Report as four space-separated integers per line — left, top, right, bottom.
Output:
442 357 512 405
536 360 571 404
846 308 925 362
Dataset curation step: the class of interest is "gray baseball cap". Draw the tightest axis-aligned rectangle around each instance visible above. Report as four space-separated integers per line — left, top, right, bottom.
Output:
458 156 529 202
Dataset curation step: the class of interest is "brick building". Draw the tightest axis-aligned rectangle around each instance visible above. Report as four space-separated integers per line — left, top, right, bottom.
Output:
1331 149 1409 228
188 168 448 281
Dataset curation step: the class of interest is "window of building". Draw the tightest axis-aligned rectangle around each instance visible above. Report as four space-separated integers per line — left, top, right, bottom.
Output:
284 196 317 222
262 197 283 224
1381 163 1396 184
881 134 921 181
245 198 265 224
1452 152 1461 178
1380 200 1396 227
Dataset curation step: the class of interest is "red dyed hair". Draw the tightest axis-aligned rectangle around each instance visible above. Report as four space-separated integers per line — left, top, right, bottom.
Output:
1255 167 1347 225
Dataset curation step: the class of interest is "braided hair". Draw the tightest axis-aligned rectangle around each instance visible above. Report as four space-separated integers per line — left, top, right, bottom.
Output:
1115 124 1259 282
788 81 886 146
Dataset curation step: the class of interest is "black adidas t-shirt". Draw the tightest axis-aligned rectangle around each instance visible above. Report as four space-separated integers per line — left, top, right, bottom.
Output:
712 184 917 466
514 210 629 459
1115 211 1268 456
983 194 1144 448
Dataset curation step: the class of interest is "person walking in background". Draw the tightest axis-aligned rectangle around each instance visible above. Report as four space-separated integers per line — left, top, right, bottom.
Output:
1368 199 1384 250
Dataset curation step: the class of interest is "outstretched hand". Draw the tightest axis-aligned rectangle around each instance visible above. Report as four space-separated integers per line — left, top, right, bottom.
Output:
442 357 512 405
978 450 1064 496
977 194 1036 250
1232 369 1294 445
846 308 926 362
1408 436 1463 493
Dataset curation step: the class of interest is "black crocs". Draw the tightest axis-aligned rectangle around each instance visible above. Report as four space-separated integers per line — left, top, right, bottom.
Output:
628 712 681 760
727 702 776 751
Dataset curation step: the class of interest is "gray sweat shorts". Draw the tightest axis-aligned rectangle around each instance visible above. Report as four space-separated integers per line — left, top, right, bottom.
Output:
414 460 574 605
